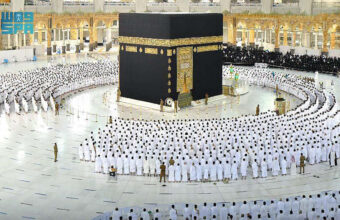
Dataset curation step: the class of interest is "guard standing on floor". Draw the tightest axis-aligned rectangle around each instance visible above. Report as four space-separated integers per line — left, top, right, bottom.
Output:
256 104 260 116
299 153 305 174
174 100 178 113
116 89 121 102
160 99 164 112
55 102 59 115
54 143 58 162
160 162 166 183
205 93 209 105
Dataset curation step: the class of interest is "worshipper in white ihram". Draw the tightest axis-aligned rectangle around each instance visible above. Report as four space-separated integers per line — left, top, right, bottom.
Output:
261 159 267 178
95 155 102 173
190 163 196 182
290 155 297 175
136 156 143 176
168 164 175 182
79 144 84 161
252 160 258 178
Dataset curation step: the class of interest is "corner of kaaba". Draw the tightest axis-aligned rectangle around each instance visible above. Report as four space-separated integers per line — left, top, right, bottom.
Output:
118 13 223 107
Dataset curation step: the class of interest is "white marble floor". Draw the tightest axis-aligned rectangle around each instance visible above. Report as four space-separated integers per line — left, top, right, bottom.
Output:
0 55 339 220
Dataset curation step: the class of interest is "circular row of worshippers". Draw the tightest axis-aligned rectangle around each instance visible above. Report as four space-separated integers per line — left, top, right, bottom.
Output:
0 60 117 115
94 190 340 220
79 67 340 181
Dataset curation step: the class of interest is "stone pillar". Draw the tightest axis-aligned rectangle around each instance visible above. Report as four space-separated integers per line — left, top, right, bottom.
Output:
80 27 84 50
283 30 288 46
330 32 336 50
47 29 52 55
28 34 34 46
261 0 273 14
269 29 272 44
38 31 43 44
322 29 328 55
89 27 94 52
106 28 112 51
227 19 237 46
8 35 11 49
17 33 22 47
249 29 255 47
76 45 80 53
93 27 98 49
176 0 190 12
220 0 231 13
70 28 78 41
314 33 318 49
23 34 26 47
305 32 311 48
0 26 2 50
70 28 78 52
292 32 296 47
62 45 66 54
136 0 147 12
274 27 280 51
299 0 313 15
242 29 246 47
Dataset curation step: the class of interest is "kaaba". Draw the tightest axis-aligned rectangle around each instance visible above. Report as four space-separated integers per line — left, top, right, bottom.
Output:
119 13 223 106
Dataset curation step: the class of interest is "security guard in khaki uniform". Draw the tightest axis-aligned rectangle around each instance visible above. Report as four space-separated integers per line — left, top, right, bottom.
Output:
174 100 178 113
55 102 59 115
160 99 164 112
54 143 58 162
160 162 166 183
299 153 306 174
205 93 209 105
256 104 260 116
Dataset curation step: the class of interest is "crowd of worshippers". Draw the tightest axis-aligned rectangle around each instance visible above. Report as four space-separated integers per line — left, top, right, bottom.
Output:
0 60 118 115
79 66 340 182
223 46 340 74
97 191 340 220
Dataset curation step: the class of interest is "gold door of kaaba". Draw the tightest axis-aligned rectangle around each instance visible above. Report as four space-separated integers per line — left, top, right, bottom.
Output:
176 47 193 94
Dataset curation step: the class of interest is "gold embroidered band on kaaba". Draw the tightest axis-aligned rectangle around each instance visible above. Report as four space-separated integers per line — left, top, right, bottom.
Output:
119 36 223 47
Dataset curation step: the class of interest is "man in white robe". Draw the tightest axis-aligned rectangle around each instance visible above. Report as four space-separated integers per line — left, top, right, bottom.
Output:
281 157 287 175
240 158 247 179
252 160 258 178
79 144 84 161
169 205 177 220
231 161 238 180
141 208 150 220
199 203 211 219
261 159 267 178
123 155 130 175
143 157 150 176
102 155 109 174
183 204 191 220
272 157 280 176
196 162 202 181
116 155 123 175
136 156 143 176
175 163 181 182
182 162 188 182
168 164 175 182
95 155 102 173
219 203 228 220
189 163 196 182
210 162 217 181
112 208 122 220
223 161 231 180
